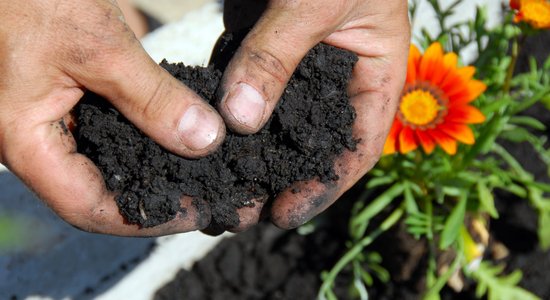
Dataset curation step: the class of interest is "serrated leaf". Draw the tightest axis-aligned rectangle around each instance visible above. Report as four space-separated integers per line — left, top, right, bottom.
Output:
470 262 540 300
440 194 467 249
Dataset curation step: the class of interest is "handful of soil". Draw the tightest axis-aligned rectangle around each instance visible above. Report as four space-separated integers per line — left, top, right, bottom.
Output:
75 40 358 231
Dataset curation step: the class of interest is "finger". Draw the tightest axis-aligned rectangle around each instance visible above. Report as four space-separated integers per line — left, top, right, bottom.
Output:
60 3 225 158
218 2 346 134
2 114 210 237
228 198 267 233
271 53 407 229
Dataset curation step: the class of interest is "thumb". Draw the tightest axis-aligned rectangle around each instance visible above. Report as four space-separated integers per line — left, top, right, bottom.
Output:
68 40 225 158
218 1 344 134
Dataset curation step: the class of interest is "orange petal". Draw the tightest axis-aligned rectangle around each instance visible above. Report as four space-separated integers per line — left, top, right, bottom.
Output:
443 67 476 98
439 123 475 145
399 126 418 154
440 72 467 98
428 129 457 155
419 43 445 84
383 120 402 155
410 44 422 63
467 80 487 100
449 79 487 105
457 66 476 81
446 105 486 124
431 51 459 86
443 52 458 70
406 45 422 84
416 129 436 154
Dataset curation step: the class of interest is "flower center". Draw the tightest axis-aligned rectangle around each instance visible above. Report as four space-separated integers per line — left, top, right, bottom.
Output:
397 82 448 129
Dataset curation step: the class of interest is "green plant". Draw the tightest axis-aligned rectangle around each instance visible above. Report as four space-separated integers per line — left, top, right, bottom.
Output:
318 0 550 299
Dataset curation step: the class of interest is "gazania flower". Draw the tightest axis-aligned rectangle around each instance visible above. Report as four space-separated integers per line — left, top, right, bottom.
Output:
511 0 550 29
383 43 486 155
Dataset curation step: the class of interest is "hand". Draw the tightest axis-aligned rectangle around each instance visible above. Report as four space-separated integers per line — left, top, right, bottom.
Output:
0 0 225 236
218 0 410 231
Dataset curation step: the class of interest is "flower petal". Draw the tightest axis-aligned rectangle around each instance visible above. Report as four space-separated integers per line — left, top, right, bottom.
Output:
444 67 476 97
467 80 487 100
428 129 457 155
419 43 445 85
383 120 402 155
406 45 422 84
443 52 458 70
416 129 436 154
399 126 418 154
439 123 475 145
446 105 486 124
448 80 487 106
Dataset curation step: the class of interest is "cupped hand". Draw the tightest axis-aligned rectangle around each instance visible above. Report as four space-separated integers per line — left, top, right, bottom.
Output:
218 0 410 231
0 0 225 236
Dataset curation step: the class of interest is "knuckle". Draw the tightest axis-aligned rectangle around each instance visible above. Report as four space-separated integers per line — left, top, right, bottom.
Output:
243 46 291 85
140 77 172 121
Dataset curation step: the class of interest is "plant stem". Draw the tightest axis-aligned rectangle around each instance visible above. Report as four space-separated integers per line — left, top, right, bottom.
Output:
318 207 405 300
425 197 437 288
503 34 526 94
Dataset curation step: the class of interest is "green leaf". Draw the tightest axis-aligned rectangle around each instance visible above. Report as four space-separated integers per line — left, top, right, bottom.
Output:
352 261 369 300
351 183 404 230
469 262 540 300
538 211 550 250
544 55 550 71
512 88 550 114
477 181 499 218
403 182 419 214
439 194 467 249
366 176 396 189
526 181 550 194
481 97 512 115
462 113 508 167
500 127 533 143
509 116 546 131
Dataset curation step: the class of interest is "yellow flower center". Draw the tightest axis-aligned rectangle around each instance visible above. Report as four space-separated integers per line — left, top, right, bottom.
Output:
400 90 441 126
397 82 448 129
522 1 550 28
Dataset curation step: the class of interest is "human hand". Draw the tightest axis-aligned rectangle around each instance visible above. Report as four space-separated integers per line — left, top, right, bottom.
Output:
0 0 225 236
217 0 410 231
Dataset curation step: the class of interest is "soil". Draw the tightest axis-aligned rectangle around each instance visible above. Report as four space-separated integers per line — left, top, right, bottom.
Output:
153 32 550 299
75 36 358 230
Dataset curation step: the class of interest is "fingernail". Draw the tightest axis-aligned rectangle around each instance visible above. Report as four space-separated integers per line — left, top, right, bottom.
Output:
224 83 266 130
178 105 220 151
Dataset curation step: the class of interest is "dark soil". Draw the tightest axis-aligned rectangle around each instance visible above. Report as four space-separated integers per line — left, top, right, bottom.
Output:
154 184 356 300
75 39 358 230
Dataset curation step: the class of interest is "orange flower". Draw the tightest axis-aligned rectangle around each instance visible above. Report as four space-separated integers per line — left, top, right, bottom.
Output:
511 0 550 29
383 43 486 155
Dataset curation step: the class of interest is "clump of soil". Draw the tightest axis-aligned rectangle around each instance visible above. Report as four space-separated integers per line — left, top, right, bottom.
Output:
75 40 358 230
